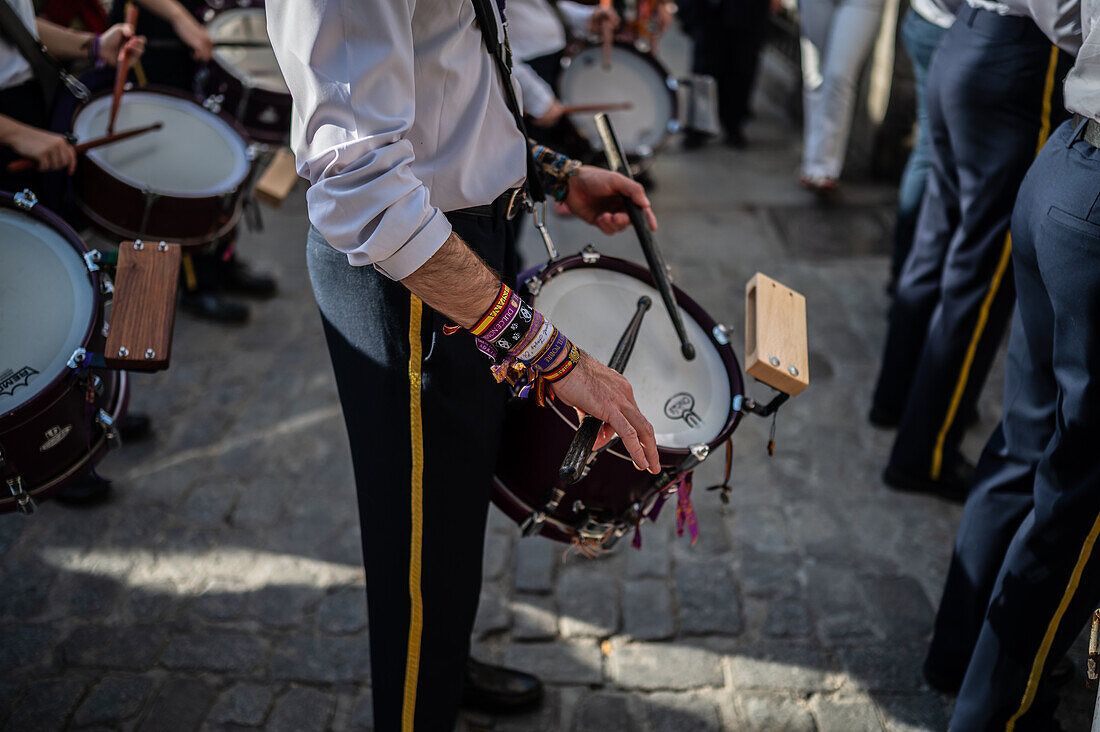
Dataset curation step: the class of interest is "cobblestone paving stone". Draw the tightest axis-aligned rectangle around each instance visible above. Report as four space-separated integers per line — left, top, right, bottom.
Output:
2 33 1097 732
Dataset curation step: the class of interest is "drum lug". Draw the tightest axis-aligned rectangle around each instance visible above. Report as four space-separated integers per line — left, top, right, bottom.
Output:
524 276 542 297
13 189 37 210
96 409 121 450
6 477 36 515
203 94 225 115
520 487 565 537
581 244 600 264
712 324 732 346
83 250 102 272
689 443 710 462
100 278 114 299
68 348 87 369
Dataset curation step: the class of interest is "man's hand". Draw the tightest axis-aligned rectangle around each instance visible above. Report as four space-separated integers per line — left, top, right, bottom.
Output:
533 100 565 128
564 165 658 235
550 350 660 473
98 22 146 65
11 126 77 174
173 13 214 61
588 6 620 34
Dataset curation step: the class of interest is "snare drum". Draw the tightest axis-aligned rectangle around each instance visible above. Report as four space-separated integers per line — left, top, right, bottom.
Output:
72 87 252 248
201 1 292 145
492 251 743 545
559 43 679 160
0 191 128 514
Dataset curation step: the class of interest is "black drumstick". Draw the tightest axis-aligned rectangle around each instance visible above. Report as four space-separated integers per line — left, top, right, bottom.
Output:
593 113 695 361
559 296 652 485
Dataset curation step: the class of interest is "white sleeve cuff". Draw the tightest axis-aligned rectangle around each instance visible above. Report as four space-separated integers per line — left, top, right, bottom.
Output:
367 207 453 280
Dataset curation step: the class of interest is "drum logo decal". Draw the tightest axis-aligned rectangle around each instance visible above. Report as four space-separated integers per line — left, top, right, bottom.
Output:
0 367 37 398
39 425 72 452
664 392 702 428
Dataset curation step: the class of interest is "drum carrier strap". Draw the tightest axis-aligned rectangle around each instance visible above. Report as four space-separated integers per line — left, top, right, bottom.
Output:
468 0 548 206
0 0 89 108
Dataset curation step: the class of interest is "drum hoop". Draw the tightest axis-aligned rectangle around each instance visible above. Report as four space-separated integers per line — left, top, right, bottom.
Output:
0 370 127 511
72 86 253 199
207 7 291 96
75 194 243 250
527 253 743 457
0 192 101 423
559 41 679 156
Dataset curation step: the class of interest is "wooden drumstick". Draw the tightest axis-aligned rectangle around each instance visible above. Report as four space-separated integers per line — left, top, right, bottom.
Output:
600 0 612 69
559 101 633 115
107 3 140 135
6 123 163 173
559 296 652 486
594 112 695 361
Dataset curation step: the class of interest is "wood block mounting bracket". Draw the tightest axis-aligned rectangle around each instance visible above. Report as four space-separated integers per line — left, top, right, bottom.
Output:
104 240 181 371
745 272 809 397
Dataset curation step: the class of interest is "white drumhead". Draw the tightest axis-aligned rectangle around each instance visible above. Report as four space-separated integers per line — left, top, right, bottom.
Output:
0 208 95 416
73 91 250 197
559 46 675 156
535 267 731 448
208 8 289 95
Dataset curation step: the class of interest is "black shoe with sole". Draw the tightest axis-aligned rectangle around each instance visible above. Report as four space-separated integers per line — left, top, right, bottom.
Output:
119 412 153 442
223 258 277 299
180 291 249 324
55 474 111 507
883 456 975 503
869 405 900 428
461 658 543 715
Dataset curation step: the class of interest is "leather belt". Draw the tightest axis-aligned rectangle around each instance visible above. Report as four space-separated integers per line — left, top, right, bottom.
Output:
453 187 527 220
1076 114 1100 149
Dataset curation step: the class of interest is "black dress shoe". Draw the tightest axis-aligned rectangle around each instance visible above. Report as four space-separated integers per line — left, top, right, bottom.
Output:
682 130 710 149
922 656 964 694
55 474 111 507
223 258 277 299
119 412 153 442
883 456 974 503
180 291 249 324
461 658 543 714
869 405 900 428
724 128 747 149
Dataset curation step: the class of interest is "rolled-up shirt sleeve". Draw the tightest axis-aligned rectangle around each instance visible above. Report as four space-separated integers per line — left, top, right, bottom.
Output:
267 0 452 279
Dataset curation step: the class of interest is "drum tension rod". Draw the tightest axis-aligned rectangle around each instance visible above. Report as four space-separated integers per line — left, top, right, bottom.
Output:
735 392 790 457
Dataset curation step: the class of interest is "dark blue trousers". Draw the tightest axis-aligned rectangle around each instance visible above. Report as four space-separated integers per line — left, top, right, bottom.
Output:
927 118 1100 730
871 7 1071 480
307 212 518 730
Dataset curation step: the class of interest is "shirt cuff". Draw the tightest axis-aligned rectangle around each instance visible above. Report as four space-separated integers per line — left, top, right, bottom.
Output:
369 207 453 280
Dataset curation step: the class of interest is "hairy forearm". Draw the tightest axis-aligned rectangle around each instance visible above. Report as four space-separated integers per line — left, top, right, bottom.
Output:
35 19 93 60
400 232 502 329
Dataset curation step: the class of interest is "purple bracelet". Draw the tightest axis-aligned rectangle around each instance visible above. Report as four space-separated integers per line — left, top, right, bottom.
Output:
528 327 569 373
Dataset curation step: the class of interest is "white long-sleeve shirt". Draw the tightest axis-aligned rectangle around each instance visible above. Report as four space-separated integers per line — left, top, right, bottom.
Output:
0 0 37 91
507 0 598 117
265 0 527 279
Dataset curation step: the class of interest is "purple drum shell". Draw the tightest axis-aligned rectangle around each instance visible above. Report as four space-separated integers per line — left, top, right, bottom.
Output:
71 86 252 249
0 192 129 513
491 253 743 543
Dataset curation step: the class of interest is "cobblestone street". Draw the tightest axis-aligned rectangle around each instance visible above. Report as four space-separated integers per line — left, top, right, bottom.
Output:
2 41 1097 732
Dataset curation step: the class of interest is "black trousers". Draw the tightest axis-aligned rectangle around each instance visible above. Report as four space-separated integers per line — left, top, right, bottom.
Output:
871 7 1071 479
928 118 1100 730
689 0 770 134
0 81 48 197
307 212 517 731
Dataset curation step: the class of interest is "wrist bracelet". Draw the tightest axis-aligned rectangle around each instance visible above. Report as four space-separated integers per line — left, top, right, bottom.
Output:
543 343 580 383
471 282 511 337
89 35 100 62
486 297 533 354
528 327 569 373
516 319 554 362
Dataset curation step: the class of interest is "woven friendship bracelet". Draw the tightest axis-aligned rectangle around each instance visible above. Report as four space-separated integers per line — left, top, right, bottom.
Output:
528 327 569 374
531 143 582 202
471 282 511 337
543 343 580 383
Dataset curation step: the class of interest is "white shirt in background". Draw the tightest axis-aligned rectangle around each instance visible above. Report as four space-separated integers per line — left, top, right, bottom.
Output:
0 0 37 91
910 0 961 28
265 0 527 279
507 0 597 117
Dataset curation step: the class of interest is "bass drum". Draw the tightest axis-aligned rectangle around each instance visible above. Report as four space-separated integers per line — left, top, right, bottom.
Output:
0 191 128 514
71 87 252 248
200 1 292 145
492 252 743 545
558 43 679 160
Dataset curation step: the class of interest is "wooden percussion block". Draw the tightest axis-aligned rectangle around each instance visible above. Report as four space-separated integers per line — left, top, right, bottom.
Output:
254 147 299 208
104 241 181 372
745 273 809 397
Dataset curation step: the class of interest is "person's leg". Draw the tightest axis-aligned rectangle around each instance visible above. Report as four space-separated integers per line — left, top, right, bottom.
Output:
950 117 1100 732
724 0 771 136
804 0 885 179
870 27 960 424
798 0 837 177
307 212 513 730
890 9 947 286
888 15 1068 482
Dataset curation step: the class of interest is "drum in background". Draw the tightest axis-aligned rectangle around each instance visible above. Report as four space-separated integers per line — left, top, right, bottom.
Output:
0 190 128 514
201 1 292 145
559 43 679 160
71 87 252 248
492 252 743 545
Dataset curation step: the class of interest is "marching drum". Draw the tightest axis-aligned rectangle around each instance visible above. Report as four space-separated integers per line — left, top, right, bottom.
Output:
492 251 744 546
72 87 252 247
201 1 292 145
0 191 128 514
559 43 679 160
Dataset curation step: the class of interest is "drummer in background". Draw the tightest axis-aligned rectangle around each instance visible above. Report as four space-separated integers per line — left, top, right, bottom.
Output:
107 0 277 325
0 2 142 194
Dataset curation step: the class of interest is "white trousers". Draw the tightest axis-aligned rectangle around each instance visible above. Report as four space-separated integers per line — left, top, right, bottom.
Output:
799 0 886 179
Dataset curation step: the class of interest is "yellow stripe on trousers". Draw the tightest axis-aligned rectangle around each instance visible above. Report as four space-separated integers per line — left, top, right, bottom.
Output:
401 294 425 732
1005 514 1100 730
930 45 1061 480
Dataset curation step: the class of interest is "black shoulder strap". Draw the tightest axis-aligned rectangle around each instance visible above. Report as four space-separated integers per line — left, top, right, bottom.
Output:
0 1 89 109
469 0 548 204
